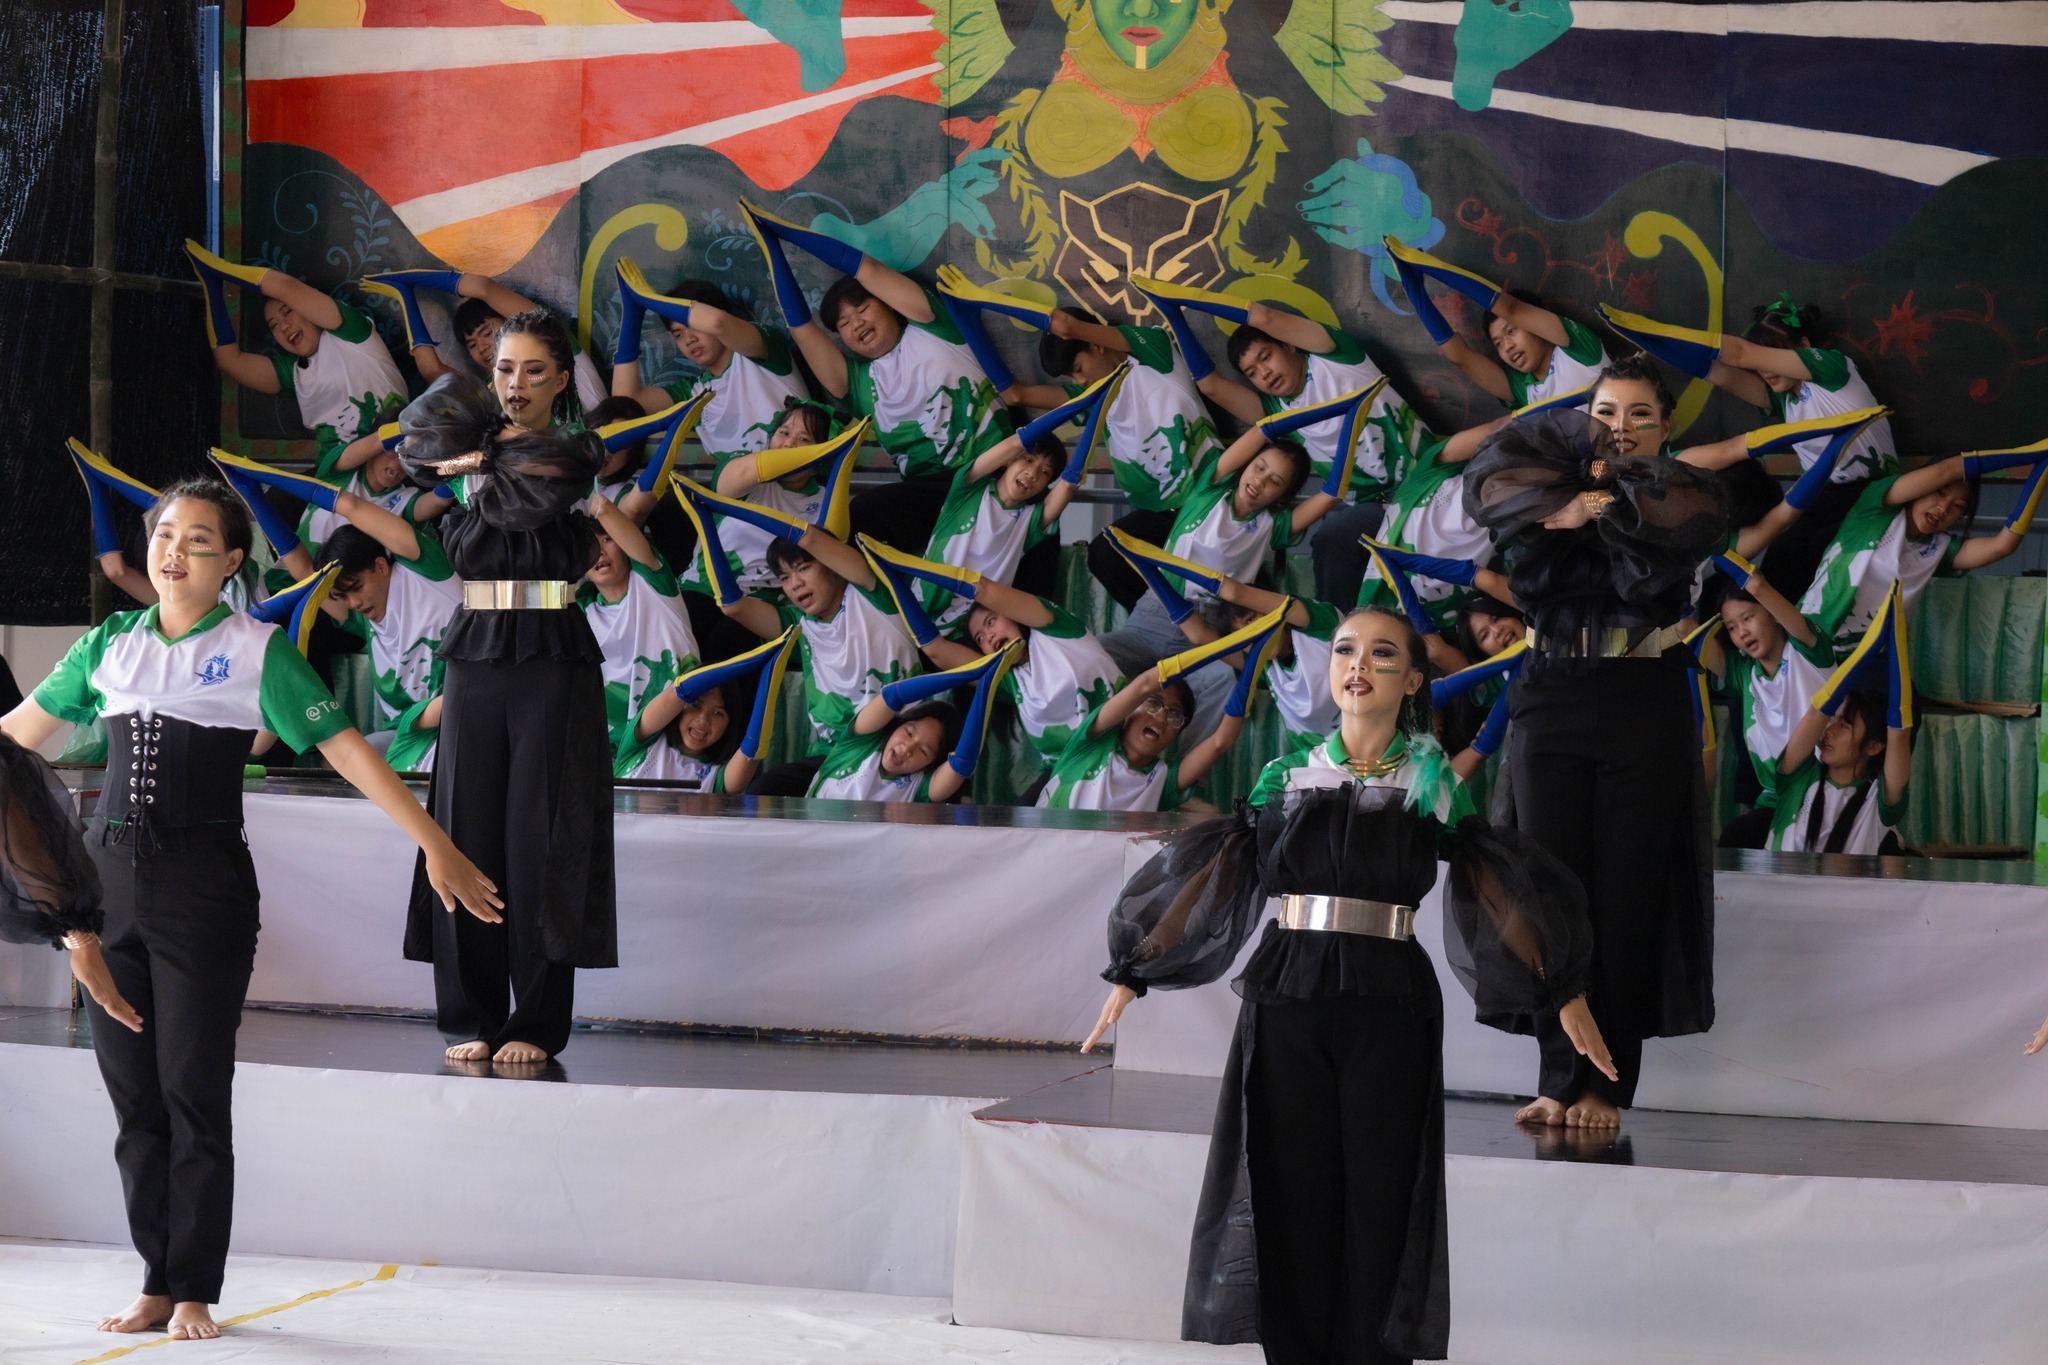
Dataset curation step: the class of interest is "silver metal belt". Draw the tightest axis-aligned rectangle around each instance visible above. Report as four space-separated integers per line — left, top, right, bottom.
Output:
462 579 573 610
1278 894 1415 941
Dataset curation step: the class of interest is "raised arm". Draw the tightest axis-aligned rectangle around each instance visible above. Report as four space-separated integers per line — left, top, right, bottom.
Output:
1051 314 1130 354
1197 371 1267 425
1215 576 1315 629
1288 489 1341 538
1243 302 1338 356
1090 669 1166 738
333 488 423 562
853 259 936 326
591 494 660 570
795 524 875 591
1175 712 1246 790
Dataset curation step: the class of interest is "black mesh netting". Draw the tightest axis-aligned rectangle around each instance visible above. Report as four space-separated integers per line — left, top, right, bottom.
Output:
0 0 214 625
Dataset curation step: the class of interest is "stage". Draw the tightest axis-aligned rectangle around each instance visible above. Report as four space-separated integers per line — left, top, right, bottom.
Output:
4 1006 2047 1364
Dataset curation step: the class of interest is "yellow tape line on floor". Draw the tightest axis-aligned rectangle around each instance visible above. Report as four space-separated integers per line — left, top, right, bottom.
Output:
69 1264 399 1364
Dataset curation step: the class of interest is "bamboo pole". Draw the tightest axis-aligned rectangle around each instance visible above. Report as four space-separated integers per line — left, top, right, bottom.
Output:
87 0 127 625
0 259 199 295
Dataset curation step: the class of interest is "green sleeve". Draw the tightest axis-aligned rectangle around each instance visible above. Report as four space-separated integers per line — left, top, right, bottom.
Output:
909 286 965 344
1797 348 1850 391
1118 325 1176 373
1161 758 1185 810
1790 624 1837 670
1267 509 1296 551
844 359 877 418
629 553 681 597
336 611 374 643
257 630 352 751
1034 599 1087 640
1315 328 1367 364
329 300 376 344
853 581 904 617
1879 780 1908 829
662 375 706 405
31 620 121 723
1768 761 1823 847
1556 315 1605 366
1245 745 1315 808
312 428 349 480
774 598 807 631
396 530 455 581
1505 366 1531 409
1297 599 1343 641
753 327 796 376
270 354 297 396
1445 779 1478 825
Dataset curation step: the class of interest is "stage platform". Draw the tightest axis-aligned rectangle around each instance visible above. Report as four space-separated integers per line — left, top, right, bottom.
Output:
5 1007 2048 1364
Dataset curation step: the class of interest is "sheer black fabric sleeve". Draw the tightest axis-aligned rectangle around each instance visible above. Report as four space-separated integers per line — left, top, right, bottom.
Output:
0 735 102 948
398 375 604 531
1463 409 1732 557
1440 815 1593 1029
1102 806 1265 995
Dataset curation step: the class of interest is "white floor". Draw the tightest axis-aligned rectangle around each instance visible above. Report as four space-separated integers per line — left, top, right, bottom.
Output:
0 1240 1275 1365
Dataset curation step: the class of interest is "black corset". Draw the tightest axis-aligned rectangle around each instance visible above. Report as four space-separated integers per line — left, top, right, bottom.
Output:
98 713 254 831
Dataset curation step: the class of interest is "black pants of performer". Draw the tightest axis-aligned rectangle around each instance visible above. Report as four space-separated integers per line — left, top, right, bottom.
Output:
1087 510 1178 612
1510 658 1695 1110
847 473 952 555
1245 994 1436 1365
430 656 589 1056
1718 806 1775 850
86 823 259 1305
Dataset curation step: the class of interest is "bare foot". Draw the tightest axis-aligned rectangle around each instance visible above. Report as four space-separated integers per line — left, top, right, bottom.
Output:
1565 1092 1622 1129
445 1039 490 1061
1515 1096 1566 1126
98 1293 172 1333
166 1302 221 1340
493 1040 548 1065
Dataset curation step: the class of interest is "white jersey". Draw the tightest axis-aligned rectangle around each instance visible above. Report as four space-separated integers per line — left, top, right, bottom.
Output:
1771 350 1897 484
582 560 700 732
358 542 463 727
1257 332 1418 498
1268 633 1338 743
663 330 808 471
778 584 920 746
273 301 406 446
847 291 1007 480
1095 326 1217 511
705 480 826 594
626 742 722 790
1005 614 1123 760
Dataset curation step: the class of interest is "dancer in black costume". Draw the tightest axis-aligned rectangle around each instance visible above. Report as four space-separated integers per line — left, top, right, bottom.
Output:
1083 606 1612 1364
2 481 499 1341
394 346 618 1066
1461 403 1733 1127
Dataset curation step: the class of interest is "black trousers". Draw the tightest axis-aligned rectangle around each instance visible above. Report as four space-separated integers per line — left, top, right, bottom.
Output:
1086 509 1178 613
1245 995 1437 1365
86 823 260 1304
847 473 952 555
430 657 587 1055
1509 658 1697 1109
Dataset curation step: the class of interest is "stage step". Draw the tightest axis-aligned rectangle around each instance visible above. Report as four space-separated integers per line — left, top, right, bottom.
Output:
0 1007 1097 1300
954 1069 2048 1365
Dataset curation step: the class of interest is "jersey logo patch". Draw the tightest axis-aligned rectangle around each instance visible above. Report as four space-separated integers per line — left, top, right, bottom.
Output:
197 653 233 687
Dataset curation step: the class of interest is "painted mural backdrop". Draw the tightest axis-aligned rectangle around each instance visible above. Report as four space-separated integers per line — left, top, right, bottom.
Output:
241 0 2046 451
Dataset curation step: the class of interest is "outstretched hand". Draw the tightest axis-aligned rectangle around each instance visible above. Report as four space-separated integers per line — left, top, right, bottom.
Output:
1558 994 1619 1082
70 939 143 1033
1081 984 1136 1054
2027 1013 2048 1057
427 844 503 923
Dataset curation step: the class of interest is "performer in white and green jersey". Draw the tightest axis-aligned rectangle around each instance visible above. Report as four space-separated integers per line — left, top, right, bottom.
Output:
320 514 463 753
579 495 700 778
743 201 1012 552
1173 579 1344 753
302 422 427 557
1385 238 1608 414
1690 550 1838 847
609 264 810 477
708 399 843 594
185 240 405 460
1133 274 1431 607
696 507 920 751
1037 670 1246 813
887 566 1123 766
935 272 1219 513
1798 443 2044 658
803 644 1014 803
613 625 802 792
1 477 498 1339
919 430 1074 627
1764 591 1914 855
